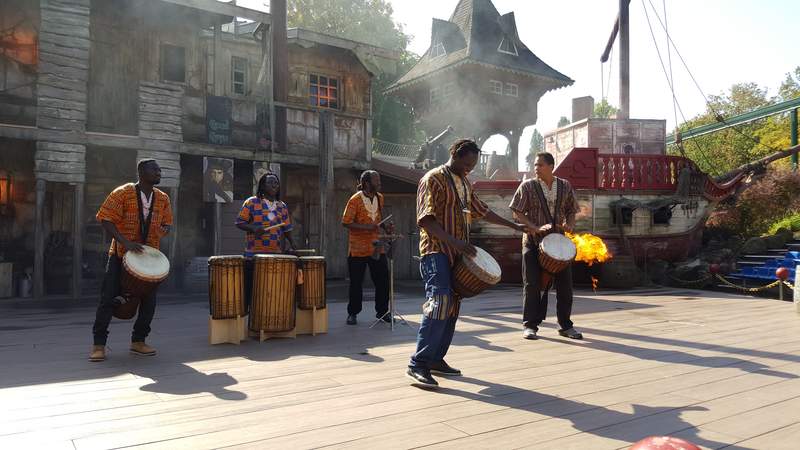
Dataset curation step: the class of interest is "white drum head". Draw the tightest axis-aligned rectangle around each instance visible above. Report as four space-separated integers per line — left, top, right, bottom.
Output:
540 233 577 262
471 246 502 280
124 246 170 279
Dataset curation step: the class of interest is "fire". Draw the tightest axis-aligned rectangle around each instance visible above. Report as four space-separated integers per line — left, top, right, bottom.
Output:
591 276 599 291
566 232 612 266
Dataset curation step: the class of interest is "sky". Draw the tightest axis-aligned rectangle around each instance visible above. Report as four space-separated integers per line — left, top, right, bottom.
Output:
235 0 798 169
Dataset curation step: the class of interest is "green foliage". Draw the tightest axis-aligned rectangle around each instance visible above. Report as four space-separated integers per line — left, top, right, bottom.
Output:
557 116 570 128
706 168 800 237
287 0 421 143
525 128 544 169
668 67 800 176
593 98 619 119
768 212 800 235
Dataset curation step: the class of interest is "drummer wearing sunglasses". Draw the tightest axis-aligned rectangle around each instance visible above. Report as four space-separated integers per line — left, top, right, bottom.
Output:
509 152 583 341
406 139 530 389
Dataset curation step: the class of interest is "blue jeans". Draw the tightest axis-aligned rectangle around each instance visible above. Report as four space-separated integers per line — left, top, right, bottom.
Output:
409 253 460 370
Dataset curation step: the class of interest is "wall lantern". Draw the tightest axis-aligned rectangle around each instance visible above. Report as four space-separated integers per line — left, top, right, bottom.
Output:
0 169 13 214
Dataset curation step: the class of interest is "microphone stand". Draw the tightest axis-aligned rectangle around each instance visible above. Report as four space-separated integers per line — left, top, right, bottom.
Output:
370 234 412 331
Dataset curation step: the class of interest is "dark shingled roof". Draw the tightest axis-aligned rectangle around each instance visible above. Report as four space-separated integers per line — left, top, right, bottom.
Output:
386 0 573 93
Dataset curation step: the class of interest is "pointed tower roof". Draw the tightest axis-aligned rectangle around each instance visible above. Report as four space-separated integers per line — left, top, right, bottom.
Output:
386 0 573 93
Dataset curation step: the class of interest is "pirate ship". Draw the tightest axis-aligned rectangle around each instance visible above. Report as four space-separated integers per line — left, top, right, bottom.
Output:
376 0 781 283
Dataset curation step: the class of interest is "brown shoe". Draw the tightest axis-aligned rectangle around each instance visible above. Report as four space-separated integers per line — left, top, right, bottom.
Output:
130 341 157 356
89 345 106 362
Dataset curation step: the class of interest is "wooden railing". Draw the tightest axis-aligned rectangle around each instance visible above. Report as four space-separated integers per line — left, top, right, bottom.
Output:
596 154 698 191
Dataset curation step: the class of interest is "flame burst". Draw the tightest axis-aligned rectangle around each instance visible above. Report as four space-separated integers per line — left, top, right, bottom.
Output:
566 232 612 266
567 232 611 292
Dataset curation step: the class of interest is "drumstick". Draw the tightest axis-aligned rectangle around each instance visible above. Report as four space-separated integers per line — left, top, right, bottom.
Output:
378 214 393 226
263 222 288 232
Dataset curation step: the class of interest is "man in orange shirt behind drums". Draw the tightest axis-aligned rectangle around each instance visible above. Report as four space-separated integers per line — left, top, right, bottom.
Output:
90 159 173 362
341 170 392 325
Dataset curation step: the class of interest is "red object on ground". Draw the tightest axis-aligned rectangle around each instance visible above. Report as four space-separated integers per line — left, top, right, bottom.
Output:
630 436 701 450
776 267 790 280
709 263 721 274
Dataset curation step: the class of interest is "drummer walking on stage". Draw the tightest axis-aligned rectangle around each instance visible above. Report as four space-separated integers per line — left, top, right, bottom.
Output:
509 152 583 341
407 139 527 388
90 159 173 362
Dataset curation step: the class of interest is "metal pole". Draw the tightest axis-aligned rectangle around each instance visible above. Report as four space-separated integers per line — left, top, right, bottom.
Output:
791 108 798 170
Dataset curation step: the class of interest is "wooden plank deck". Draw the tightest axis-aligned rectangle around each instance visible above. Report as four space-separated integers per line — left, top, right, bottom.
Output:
1 286 799 449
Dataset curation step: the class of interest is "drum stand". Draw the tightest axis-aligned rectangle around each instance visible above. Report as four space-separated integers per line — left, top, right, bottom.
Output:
370 238 412 331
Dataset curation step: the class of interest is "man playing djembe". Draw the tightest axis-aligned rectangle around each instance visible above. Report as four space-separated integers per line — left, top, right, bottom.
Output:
509 152 583 341
406 139 527 388
90 159 173 362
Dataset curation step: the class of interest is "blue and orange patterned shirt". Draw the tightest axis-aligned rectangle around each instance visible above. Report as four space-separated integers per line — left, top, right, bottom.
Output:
235 196 293 256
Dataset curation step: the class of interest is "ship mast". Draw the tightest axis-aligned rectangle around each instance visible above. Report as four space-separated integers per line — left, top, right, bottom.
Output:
601 0 631 119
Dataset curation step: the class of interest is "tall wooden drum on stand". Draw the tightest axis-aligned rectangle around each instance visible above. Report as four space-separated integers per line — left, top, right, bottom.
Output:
296 256 328 335
207 256 248 345
114 246 170 320
250 254 298 340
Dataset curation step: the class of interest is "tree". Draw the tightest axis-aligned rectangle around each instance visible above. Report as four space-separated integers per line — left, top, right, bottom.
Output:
593 98 619 119
287 0 421 143
557 116 570 128
668 79 797 176
525 128 544 170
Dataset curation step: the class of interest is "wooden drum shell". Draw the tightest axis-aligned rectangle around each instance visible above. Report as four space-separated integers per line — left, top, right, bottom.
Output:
298 257 326 310
208 256 246 319
249 255 297 333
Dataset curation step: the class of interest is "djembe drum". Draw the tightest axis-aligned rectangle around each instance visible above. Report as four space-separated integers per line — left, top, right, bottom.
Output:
249 254 297 333
452 246 502 298
115 246 170 320
208 256 246 319
298 256 326 310
538 233 576 289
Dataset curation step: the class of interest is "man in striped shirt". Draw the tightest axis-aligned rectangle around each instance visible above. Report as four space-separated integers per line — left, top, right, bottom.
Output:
406 139 529 388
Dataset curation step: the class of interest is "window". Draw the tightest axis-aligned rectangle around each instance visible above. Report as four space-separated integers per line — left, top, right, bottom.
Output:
443 82 456 98
231 56 248 95
430 86 441 104
612 207 633 225
309 74 339 109
430 39 446 59
498 37 518 56
504 82 518 97
489 80 503 95
160 44 185 83
653 206 673 225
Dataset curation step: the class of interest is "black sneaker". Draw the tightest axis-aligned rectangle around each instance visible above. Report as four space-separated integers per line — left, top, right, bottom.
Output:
430 360 461 376
558 327 583 340
406 368 438 388
346 315 357 325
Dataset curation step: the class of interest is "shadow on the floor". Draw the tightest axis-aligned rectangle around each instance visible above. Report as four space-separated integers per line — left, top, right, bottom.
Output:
437 376 748 449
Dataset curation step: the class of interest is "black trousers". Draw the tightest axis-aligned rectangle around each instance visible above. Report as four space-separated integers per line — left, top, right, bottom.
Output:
92 254 158 345
522 246 574 331
347 254 390 317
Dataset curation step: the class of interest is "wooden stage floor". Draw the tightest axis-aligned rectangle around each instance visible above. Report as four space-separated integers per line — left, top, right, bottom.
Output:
1 285 799 449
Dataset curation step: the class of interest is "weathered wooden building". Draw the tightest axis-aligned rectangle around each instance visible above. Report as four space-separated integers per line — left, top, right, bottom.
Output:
0 0 398 299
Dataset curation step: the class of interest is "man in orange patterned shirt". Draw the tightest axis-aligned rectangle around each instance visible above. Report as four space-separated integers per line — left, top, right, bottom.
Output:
342 170 392 325
90 159 173 362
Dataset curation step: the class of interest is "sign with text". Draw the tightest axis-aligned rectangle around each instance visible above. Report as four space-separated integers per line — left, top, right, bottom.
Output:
207 95 232 146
